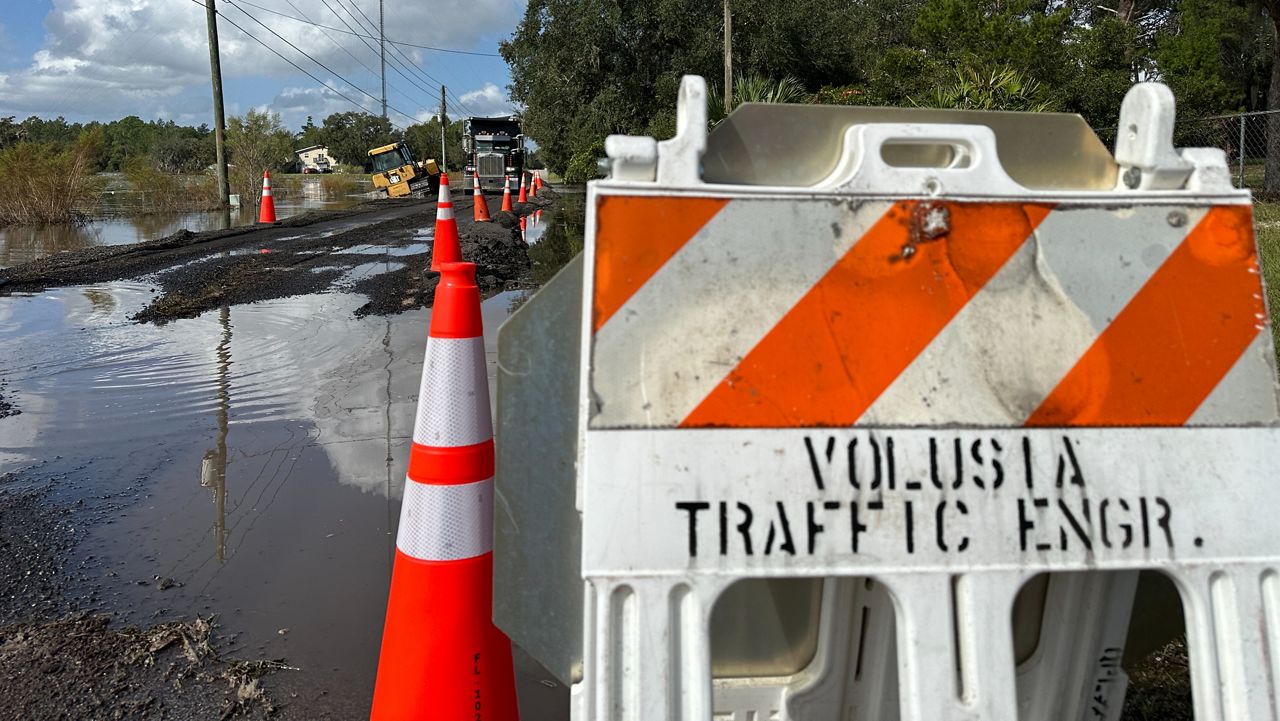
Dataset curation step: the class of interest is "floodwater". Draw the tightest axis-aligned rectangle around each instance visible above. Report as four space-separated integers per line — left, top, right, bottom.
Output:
0 195 583 718
0 177 370 269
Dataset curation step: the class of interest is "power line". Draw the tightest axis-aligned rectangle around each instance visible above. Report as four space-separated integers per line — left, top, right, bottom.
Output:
269 0 485 117
283 0 375 78
328 0 451 107
280 0 421 116
220 0 422 126
312 0 450 112
233 0 502 56
326 0 477 117
187 0 415 129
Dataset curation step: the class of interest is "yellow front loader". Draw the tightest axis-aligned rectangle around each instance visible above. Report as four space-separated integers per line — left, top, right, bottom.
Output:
368 141 441 198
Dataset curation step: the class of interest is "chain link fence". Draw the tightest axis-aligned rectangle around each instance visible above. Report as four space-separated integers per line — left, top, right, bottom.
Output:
1095 110 1280 190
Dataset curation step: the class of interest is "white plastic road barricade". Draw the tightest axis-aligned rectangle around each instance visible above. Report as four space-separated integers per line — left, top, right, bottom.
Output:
494 75 1280 721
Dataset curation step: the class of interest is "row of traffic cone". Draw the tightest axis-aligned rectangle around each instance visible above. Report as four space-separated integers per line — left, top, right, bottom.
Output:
477 172 544 223
370 171 519 720
255 170 545 227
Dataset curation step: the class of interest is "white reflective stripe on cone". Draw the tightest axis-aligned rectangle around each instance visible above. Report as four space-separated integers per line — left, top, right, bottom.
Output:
438 204 454 220
413 336 492 447
397 477 493 561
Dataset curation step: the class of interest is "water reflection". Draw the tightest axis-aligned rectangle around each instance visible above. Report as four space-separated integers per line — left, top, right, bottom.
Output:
0 202 582 715
199 305 232 564
528 193 585 286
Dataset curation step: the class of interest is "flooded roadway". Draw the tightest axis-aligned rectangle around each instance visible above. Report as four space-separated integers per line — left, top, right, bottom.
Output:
0 194 581 719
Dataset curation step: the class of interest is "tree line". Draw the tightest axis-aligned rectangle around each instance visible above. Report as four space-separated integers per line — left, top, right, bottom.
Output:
0 110 477 177
501 0 1280 183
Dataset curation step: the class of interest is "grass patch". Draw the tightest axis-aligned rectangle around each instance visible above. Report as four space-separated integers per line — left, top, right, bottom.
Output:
1254 201 1280 361
1121 637 1192 720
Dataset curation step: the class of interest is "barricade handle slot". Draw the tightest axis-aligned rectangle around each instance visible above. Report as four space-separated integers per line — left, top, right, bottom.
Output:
821 122 1026 197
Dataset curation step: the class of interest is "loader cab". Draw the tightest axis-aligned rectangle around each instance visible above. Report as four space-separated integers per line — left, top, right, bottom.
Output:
369 142 419 198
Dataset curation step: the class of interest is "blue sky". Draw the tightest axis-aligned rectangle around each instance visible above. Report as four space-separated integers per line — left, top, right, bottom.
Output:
0 0 523 131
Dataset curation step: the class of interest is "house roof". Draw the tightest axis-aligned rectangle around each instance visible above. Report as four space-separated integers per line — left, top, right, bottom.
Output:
294 145 327 154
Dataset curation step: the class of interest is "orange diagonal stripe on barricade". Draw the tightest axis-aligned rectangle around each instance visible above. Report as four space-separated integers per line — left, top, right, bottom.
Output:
1026 204 1263 427
680 201 1053 427
593 195 729 332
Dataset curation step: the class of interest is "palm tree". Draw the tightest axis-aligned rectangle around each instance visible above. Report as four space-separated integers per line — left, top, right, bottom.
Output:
708 72 810 125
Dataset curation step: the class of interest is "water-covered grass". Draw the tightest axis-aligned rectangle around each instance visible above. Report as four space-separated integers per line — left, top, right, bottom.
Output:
0 138 101 226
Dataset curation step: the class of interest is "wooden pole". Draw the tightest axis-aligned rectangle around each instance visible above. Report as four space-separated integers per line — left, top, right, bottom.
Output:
204 0 230 206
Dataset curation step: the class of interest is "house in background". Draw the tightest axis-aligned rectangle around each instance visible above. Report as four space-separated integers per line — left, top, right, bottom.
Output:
295 145 332 173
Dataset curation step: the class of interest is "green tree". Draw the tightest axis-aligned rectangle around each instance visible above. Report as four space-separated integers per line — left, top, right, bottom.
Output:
1154 0 1252 118
319 111 400 168
102 116 152 171
296 115 324 149
403 118 465 172
226 109 294 203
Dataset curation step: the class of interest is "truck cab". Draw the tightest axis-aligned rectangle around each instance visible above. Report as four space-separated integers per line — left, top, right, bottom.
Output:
463 116 524 192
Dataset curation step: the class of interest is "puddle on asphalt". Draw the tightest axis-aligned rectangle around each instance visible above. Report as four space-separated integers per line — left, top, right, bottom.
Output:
344 242 432 256
0 287 565 719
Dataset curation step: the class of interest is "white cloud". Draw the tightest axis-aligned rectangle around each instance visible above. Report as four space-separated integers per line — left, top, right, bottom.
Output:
457 82 515 118
0 0 520 124
269 84 381 128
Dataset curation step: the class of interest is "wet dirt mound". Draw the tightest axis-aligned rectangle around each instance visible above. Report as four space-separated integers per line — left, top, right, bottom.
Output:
0 615 283 720
131 254 344 325
350 221 532 318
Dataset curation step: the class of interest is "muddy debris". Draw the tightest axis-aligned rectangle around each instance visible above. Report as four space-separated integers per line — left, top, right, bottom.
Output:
0 379 18 419
0 614 285 720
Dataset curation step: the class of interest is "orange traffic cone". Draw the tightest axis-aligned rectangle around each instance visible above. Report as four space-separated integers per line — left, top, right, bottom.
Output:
519 215 527 243
472 174 491 222
500 176 513 213
430 173 461 272
528 172 537 199
370 261 519 721
534 209 542 226
533 173 543 193
517 173 528 204
257 171 277 223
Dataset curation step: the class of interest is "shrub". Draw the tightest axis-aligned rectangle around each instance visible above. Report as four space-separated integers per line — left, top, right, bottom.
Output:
0 133 102 226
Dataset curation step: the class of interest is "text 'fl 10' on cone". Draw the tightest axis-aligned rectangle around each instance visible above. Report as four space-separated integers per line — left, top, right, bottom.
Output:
370 262 518 721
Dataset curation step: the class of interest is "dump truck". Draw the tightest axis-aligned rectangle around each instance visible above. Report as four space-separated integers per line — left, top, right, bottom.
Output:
462 116 524 192
368 141 441 198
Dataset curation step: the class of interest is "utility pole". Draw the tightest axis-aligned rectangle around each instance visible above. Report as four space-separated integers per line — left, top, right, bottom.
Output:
204 0 230 207
379 0 387 118
723 0 732 111
440 86 448 171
